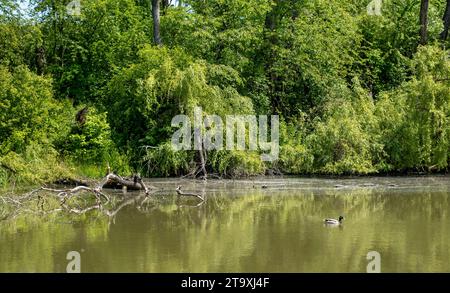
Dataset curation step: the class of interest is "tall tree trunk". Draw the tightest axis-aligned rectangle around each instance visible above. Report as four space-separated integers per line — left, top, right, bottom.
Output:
263 1 280 114
152 0 162 45
419 0 429 45
441 0 450 40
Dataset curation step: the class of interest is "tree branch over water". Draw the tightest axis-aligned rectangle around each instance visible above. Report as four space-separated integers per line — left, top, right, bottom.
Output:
176 185 204 201
0 173 199 220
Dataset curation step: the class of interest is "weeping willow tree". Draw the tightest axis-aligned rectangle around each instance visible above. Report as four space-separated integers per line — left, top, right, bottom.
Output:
278 45 450 175
369 45 450 172
384 46 450 171
107 45 262 177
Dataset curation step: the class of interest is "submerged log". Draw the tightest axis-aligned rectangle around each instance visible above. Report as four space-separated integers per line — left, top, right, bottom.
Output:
96 173 153 194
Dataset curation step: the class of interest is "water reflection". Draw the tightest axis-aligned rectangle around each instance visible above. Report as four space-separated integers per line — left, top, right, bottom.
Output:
1 177 450 272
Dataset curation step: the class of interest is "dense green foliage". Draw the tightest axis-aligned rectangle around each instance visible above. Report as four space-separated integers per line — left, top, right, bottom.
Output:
0 65 71 185
1 0 450 185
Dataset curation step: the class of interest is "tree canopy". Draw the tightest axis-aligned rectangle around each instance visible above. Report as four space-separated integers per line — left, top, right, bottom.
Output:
1 0 450 185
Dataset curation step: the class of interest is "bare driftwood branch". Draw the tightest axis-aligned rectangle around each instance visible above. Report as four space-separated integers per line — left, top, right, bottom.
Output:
176 185 204 201
2 173 204 220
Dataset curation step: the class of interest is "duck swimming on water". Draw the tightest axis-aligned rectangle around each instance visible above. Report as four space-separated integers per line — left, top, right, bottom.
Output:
324 216 344 225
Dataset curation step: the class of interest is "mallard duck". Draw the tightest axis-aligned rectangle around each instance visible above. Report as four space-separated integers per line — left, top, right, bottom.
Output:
324 216 344 225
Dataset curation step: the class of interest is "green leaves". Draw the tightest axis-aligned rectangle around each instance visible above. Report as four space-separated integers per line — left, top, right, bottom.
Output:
0 65 63 155
0 65 74 185
108 45 253 143
285 45 450 174
2 0 450 181
58 107 115 164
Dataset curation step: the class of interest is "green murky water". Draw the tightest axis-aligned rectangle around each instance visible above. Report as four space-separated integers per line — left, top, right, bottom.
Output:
1 176 450 272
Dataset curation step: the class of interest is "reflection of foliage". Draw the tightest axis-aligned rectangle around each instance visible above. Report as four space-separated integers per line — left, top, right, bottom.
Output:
2 182 450 272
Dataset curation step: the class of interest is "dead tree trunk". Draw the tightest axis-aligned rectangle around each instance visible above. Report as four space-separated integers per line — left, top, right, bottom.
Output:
264 0 280 114
194 127 207 179
96 173 153 194
36 46 46 75
441 0 450 40
420 0 429 45
152 0 162 45
198 143 207 180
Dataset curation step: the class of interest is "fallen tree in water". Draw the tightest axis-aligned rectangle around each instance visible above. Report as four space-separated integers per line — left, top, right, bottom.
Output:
0 172 205 220
96 173 153 193
54 173 154 192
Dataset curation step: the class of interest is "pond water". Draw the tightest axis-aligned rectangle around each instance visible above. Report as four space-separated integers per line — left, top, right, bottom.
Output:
1 176 450 272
